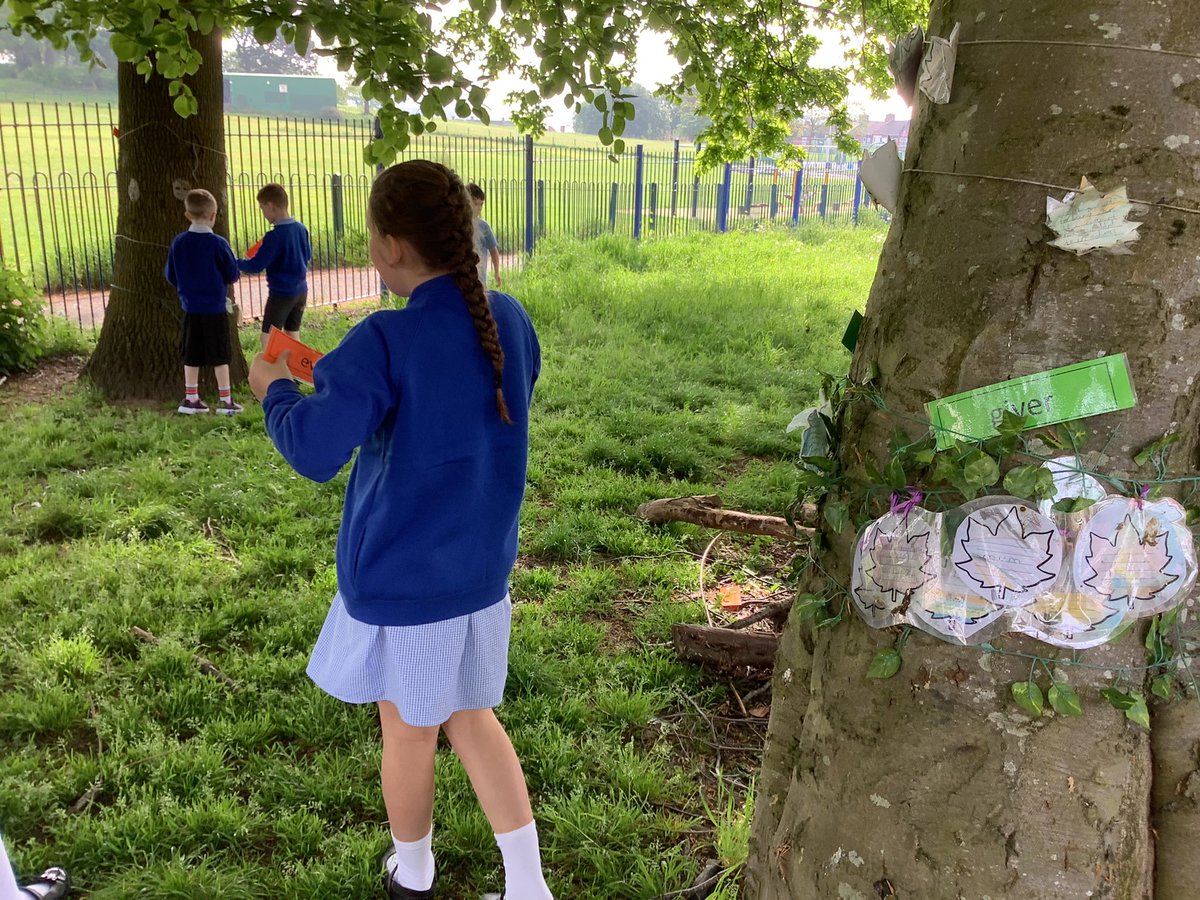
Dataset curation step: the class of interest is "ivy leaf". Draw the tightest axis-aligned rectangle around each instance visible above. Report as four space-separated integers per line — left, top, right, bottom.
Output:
884 456 906 491
1011 680 1044 717
1124 693 1150 730
929 452 960 486
823 501 849 535
1100 687 1136 710
1047 683 1083 716
961 451 1000 489
996 409 1030 438
1003 465 1056 501
867 648 902 680
1058 419 1089 449
1151 673 1174 700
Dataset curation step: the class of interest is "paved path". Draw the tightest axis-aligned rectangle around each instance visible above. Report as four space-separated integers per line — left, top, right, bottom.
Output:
44 254 522 329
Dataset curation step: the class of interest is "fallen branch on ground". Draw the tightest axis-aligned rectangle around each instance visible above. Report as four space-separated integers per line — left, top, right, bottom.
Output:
131 626 239 690
671 623 778 672
637 495 814 540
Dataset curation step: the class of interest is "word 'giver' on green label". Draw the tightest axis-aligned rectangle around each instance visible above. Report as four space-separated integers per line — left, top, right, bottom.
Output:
926 353 1137 449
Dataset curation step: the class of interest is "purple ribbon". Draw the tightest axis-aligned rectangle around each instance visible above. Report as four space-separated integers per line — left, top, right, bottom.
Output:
1136 484 1150 507
889 488 924 519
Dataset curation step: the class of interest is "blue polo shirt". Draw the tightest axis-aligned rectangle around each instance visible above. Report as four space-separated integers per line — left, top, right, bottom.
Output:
262 274 541 625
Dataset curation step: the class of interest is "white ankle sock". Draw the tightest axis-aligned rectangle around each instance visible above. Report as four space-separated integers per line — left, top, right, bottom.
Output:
388 828 435 892
495 820 553 899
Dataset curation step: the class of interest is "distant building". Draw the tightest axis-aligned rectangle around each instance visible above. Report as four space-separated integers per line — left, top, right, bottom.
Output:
790 113 910 154
223 73 339 116
858 114 909 149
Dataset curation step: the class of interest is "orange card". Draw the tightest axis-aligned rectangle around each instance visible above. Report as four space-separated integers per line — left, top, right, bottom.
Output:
263 327 323 384
246 239 263 258
717 583 744 610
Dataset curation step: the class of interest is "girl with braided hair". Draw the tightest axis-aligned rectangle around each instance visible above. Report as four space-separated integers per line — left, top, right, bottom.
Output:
249 160 549 899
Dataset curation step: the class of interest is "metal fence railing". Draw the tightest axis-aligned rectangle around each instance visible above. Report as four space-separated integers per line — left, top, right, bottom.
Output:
0 101 880 328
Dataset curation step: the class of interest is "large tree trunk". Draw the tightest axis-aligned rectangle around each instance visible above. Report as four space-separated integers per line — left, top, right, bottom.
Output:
86 24 245 401
749 2 1199 897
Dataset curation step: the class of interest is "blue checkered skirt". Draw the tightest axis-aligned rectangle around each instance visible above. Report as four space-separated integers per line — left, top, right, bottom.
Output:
306 592 512 727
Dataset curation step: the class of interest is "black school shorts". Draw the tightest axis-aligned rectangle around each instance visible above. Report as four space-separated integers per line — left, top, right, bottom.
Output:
181 312 231 367
261 290 308 333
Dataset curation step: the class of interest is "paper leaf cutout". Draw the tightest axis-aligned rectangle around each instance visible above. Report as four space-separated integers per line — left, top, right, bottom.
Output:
863 527 937 606
918 22 960 105
859 139 902 213
954 506 1059 603
1046 177 1141 255
1083 514 1178 603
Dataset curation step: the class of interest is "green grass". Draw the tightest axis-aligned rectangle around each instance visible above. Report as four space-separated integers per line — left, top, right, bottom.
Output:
0 228 880 897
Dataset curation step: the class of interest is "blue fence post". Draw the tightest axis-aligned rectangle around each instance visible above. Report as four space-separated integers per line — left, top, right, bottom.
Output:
818 162 830 221
717 163 732 233
769 182 779 221
524 134 535 255
633 144 645 240
648 183 657 233
791 168 803 225
852 164 864 226
609 182 619 232
670 139 680 219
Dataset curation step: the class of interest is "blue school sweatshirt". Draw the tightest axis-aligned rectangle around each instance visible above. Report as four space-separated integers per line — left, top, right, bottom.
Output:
237 218 312 295
261 274 541 626
164 225 240 314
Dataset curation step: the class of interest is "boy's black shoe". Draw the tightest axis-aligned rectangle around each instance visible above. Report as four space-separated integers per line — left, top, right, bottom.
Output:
177 398 210 414
380 850 436 899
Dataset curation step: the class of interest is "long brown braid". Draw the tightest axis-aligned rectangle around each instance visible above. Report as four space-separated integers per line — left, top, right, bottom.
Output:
368 161 512 424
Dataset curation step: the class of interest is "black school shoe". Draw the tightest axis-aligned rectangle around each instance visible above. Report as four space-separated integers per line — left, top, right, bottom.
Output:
380 850 437 900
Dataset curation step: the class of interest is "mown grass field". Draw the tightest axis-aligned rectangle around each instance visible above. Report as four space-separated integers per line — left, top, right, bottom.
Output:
0 226 882 898
0 99 871 295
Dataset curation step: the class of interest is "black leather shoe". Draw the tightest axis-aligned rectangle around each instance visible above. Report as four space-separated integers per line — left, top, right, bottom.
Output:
380 850 436 899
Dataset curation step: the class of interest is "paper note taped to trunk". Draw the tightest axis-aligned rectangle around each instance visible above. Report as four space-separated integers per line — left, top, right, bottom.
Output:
926 353 1137 449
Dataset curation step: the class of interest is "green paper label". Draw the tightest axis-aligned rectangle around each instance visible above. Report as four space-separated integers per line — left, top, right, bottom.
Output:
927 354 1137 449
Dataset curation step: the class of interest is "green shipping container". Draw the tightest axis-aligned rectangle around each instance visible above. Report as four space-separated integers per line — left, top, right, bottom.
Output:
223 73 339 116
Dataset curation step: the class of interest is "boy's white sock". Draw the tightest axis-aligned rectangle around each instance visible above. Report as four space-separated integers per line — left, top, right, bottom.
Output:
387 828 435 892
495 820 553 899
185 383 199 401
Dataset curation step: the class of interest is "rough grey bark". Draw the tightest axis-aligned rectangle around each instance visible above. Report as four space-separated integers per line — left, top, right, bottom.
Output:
87 23 246 401
748 1 1200 897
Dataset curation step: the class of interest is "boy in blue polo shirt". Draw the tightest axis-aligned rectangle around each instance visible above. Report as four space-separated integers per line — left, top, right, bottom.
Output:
164 188 241 415
238 183 312 349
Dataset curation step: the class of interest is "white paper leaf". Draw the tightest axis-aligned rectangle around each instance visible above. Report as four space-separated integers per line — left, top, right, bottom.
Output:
860 139 902 213
1046 177 1142 255
918 22 960 105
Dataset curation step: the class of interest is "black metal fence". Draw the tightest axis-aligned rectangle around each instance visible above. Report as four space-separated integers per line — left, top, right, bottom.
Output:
0 101 875 328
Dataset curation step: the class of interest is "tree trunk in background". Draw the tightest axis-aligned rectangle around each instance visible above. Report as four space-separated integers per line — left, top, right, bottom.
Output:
748 1 1199 897
86 25 245 401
